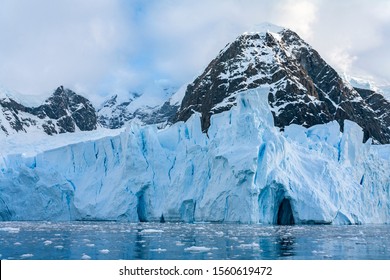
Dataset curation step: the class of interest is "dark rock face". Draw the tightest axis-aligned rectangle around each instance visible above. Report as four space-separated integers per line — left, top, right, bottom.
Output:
133 101 179 126
0 98 31 134
0 86 97 136
98 95 132 129
175 28 390 144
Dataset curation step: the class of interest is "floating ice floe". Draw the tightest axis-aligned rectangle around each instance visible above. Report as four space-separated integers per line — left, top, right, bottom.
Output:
184 246 212 252
150 248 167 252
140 229 164 234
81 253 91 260
0 227 20 233
20 254 33 259
237 242 260 249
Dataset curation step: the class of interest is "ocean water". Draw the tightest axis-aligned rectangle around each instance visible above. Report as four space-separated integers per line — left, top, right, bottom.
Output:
0 222 389 260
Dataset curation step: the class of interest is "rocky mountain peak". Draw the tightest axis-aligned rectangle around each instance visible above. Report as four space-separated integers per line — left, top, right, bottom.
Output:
175 26 390 144
53 85 65 95
0 86 97 136
101 94 118 109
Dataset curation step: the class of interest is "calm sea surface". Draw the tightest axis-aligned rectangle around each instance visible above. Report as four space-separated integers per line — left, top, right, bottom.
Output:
0 222 389 260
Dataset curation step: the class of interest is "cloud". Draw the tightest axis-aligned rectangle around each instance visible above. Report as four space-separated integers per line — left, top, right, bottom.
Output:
0 0 389 105
308 0 390 81
0 0 133 101
274 0 319 38
328 47 358 74
130 0 320 88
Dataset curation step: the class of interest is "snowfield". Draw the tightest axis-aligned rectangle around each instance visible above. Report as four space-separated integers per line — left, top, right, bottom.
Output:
0 87 389 224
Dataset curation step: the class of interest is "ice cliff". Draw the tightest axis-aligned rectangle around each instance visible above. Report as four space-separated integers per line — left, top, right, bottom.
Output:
1 87 389 224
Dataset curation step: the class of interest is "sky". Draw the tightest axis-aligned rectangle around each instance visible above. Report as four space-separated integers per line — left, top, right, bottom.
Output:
1 0 390 105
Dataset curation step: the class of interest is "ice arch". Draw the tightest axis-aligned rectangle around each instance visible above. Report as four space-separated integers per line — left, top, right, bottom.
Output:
258 183 296 225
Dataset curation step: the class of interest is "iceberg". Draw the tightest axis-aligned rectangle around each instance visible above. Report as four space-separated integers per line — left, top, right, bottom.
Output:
0 87 389 224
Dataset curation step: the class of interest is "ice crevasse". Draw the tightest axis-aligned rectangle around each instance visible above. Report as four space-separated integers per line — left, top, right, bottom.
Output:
0 87 389 224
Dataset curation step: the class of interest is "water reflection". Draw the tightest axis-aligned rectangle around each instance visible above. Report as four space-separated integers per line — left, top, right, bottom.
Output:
255 226 296 259
275 227 296 257
0 222 389 260
133 228 148 259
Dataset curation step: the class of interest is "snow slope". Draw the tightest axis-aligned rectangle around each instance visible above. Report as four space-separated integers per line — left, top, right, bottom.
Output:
0 85 47 107
0 87 389 224
98 81 179 129
343 74 390 102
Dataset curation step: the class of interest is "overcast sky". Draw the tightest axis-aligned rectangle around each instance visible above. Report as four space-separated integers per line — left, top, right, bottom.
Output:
1 0 389 104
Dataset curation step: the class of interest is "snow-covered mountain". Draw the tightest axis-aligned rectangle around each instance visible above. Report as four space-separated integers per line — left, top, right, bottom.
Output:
0 86 97 136
175 24 390 144
0 84 181 137
97 84 180 129
0 23 389 224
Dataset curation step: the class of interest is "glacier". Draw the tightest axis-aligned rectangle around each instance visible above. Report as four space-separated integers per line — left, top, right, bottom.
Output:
0 87 389 224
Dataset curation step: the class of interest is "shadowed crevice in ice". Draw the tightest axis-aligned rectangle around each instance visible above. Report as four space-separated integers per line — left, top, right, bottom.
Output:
277 198 295 225
137 188 149 222
0 197 13 221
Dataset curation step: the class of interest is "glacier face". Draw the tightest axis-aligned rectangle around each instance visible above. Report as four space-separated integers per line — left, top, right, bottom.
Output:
0 87 389 224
